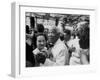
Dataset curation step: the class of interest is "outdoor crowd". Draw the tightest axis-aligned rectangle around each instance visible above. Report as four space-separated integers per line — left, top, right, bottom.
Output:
26 15 90 67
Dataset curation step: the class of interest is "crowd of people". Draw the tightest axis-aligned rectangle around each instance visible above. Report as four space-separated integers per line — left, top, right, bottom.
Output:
26 14 90 67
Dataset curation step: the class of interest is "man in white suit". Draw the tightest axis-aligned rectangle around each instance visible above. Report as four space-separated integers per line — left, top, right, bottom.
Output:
43 26 69 66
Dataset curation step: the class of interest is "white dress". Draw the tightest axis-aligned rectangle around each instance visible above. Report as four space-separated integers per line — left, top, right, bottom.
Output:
69 36 81 65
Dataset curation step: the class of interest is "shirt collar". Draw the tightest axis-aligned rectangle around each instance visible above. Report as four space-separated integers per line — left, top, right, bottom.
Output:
54 38 62 47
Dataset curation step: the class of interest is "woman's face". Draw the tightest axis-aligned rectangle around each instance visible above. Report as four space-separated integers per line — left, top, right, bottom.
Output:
36 35 46 50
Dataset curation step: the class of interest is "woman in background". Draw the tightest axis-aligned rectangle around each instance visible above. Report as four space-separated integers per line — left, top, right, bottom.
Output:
78 22 90 64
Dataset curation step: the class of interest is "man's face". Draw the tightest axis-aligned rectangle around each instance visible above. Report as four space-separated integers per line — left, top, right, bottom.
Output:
48 28 58 44
64 33 70 42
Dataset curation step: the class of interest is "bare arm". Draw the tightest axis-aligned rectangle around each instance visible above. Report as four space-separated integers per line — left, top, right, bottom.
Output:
80 53 89 64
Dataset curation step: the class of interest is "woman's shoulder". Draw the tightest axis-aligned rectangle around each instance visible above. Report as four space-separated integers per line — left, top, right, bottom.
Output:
33 48 39 55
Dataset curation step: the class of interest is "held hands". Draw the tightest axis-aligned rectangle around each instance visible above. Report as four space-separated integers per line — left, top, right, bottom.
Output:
41 48 53 59
35 52 46 64
35 48 55 64
69 46 76 52
41 49 48 58
35 49 49 64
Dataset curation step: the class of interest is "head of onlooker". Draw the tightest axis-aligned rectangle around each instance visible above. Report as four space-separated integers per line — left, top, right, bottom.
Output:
37 24 44 33
76 21 89 49
63 29 71 42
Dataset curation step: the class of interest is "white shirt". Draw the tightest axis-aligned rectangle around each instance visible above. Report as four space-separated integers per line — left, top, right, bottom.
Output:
43 39 69 66
69 36 81 65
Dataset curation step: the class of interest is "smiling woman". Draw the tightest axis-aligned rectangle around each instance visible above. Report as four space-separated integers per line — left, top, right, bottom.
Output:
32 33 48 66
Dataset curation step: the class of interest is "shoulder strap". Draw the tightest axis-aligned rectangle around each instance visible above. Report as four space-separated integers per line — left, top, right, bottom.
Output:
64 42 69 49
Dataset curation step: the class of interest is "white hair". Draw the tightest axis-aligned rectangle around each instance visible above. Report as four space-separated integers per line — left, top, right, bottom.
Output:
48 25 61 34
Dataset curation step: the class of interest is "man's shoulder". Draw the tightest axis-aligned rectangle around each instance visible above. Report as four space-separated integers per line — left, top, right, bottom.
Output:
54 40 66 50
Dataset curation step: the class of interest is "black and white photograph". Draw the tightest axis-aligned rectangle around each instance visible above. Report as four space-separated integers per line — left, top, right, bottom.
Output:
25 12 90 67
11 2 96 77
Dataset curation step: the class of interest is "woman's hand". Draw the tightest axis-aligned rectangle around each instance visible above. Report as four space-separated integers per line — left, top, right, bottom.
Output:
69 47 76 52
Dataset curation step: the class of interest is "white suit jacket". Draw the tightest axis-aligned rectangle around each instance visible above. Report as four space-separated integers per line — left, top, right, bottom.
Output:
43 39 69 66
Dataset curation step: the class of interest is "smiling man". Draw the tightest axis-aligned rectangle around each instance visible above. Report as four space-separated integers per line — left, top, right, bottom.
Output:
43 26 69 66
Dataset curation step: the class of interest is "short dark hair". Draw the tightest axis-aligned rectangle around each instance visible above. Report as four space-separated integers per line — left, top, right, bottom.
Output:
79 24 89 49
64 29 71 36
37 24 44 33
35 33 47 42
36 53 46 64
26 25 29 34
